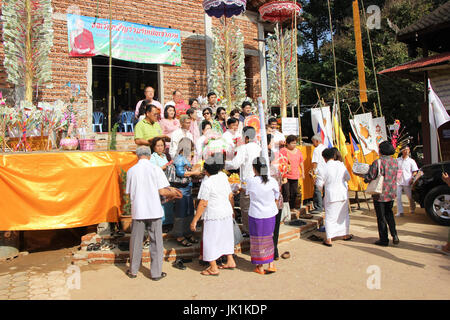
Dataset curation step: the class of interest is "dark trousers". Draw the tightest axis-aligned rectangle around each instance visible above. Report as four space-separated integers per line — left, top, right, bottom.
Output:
313 185 323 211
373 200 398 243
272 209 282 259
282 179 300 210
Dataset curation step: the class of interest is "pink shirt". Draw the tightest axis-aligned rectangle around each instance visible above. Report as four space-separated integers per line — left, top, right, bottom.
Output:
280 147 304 180
159 118 180 137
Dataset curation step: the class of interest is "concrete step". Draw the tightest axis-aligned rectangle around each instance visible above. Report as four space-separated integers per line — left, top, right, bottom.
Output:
72 215 324 265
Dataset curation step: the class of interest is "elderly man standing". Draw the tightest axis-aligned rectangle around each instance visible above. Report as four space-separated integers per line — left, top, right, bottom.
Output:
169 115 193 159
134 104 169 147
126 146 182 280
134 86 162 120
395 145 419 217
310 134 327 214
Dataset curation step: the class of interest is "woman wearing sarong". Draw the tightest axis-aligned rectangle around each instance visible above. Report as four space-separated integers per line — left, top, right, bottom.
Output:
315 148 352 247
245 157 280 275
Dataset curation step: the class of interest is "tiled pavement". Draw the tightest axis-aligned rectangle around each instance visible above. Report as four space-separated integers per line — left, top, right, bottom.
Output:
0 269 74 300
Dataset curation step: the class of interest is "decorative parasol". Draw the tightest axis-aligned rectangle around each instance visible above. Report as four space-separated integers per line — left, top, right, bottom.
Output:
203 0 246 18
259 1 301 23
259 1 301 125
203 1 247 110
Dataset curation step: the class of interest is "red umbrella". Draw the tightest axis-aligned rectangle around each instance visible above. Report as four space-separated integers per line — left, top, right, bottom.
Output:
259 1 301 23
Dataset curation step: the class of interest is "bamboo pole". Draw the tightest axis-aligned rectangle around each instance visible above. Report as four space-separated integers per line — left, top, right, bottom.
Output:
108 0 112 148
327 0 343 152
360 0 382 117
346 103 371 211
279 23 287 118
294 0 302 142
25 0 33 103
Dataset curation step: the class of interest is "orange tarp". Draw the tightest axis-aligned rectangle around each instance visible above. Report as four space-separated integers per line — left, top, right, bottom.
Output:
0 147 377 231
0 151 137 231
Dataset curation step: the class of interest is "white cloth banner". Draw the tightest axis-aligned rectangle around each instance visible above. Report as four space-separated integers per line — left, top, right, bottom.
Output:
311 107 333 147
429 80 450 129
372 117 388 147
352 113 378 155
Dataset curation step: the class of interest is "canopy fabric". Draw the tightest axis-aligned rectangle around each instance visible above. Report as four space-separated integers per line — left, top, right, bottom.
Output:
0 151 137 231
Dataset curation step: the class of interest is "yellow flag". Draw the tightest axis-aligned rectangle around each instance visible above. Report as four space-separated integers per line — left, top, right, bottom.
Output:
333 115 348 160
353 0 368 103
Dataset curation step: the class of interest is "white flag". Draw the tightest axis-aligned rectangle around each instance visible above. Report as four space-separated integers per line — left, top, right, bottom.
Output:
429 80 450 129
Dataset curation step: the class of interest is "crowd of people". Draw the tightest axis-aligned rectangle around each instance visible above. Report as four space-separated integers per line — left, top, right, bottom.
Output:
124 86 433 280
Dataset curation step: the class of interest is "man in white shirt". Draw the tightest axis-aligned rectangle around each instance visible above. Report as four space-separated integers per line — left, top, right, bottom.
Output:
134 86 162 120
310 134 327 214
125 146 182 280
225 126 262 235
395 146 418 217
267 117 285 153
222 118 241 160
169 115 194 159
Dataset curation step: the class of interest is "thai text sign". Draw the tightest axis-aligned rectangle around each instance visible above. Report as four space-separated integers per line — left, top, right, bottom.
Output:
282 117 299 136
67 14 181 66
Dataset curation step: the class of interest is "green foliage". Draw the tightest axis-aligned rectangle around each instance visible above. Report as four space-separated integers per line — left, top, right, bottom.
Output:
297 0 445 145
120 169 131 216
109 123 119 150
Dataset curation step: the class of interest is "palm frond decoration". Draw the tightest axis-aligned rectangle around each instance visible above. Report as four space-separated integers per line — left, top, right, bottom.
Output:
1 0 54 103
267 25 298 117
208 17 246 112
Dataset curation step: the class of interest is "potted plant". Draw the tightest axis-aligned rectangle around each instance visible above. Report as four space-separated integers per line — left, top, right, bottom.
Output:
119 169 132 233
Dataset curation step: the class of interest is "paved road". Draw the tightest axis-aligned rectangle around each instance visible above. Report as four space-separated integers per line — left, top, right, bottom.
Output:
1 203 449 300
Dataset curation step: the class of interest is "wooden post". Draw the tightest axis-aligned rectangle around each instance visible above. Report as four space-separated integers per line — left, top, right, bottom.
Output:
25 0 33 103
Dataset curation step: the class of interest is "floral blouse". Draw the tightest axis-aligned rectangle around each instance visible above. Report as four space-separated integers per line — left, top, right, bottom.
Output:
364 155 398 202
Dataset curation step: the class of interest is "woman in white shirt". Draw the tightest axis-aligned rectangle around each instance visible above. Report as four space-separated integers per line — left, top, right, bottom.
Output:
190 154 236 276
245 157 280 275
316 148 352 247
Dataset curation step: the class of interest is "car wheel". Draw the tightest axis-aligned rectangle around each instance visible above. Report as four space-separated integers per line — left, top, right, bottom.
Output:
424 185 450 226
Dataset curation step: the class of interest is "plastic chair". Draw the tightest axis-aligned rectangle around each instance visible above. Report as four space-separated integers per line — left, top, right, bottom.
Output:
121 111 135 132
92 112 104 132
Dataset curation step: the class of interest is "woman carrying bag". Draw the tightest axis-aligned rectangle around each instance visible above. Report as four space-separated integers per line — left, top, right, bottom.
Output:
362 141 399 247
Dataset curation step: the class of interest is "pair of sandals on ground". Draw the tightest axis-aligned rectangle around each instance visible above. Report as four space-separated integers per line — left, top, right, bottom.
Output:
176 235 198 247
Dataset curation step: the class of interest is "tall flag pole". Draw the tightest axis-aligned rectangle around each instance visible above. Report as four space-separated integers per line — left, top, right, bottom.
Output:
360 0 383 117
327 0 343 153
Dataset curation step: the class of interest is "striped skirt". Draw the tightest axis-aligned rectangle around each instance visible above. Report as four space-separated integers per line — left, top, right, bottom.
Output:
249 216 276 265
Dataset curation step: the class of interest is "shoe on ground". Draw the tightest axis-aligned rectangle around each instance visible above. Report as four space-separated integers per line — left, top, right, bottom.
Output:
393 236 400 245
172 259 186 270
374 240 389 247
151 272 167 281
395 212 404 217
435 245 450 256
299 213 313 219
126 270 137 279
242 232 250 238
309 209 322 214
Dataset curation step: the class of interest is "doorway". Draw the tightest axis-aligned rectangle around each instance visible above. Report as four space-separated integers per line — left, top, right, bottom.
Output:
91 56 158 132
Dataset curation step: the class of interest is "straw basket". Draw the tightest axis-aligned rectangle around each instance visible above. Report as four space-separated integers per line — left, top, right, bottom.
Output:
60 137 79 150
79 139 96 151
7 136 50 151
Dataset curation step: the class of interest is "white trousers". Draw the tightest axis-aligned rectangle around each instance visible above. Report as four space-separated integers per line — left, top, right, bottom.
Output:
396 185 416 214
